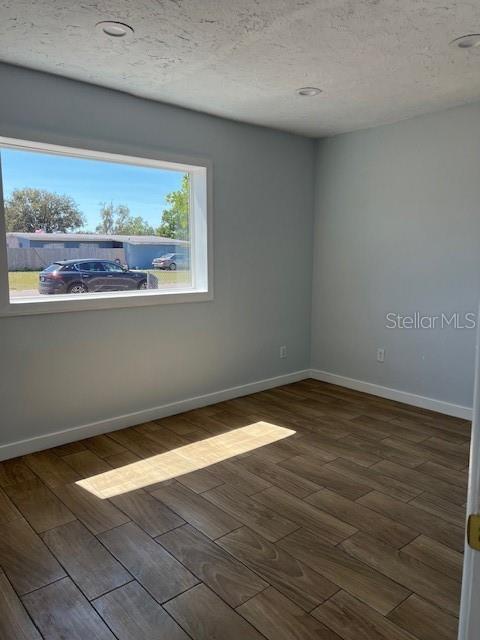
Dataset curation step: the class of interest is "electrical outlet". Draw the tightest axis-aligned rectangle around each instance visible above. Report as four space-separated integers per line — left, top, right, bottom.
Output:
376 348 385 363
280 345 287 359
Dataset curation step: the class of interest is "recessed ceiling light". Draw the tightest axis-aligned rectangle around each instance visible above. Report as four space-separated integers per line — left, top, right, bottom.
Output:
450 34 480 50
296 87 322 97
96 21 134 38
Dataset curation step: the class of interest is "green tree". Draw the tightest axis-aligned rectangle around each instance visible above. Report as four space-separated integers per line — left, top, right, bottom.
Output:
116 215 154 236
156 174 190 240
5 188 85 233
95 203 154 235
95 202 116 234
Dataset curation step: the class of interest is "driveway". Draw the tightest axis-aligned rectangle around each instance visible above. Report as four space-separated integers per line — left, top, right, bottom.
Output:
10 289 39 298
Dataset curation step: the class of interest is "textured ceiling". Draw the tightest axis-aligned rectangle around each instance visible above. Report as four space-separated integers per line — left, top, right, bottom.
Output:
1 1 480 136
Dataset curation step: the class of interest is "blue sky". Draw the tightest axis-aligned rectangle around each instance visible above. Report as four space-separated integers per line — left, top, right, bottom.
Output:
0 148 184 231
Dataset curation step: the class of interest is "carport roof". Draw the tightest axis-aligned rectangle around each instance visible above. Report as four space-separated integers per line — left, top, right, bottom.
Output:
7 232 189 245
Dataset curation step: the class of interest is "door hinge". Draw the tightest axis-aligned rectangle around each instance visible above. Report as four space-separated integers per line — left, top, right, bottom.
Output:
467 514 480 551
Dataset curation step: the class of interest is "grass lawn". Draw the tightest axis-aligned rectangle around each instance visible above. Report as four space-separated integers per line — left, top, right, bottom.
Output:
8 271 38 290
9 269 191 291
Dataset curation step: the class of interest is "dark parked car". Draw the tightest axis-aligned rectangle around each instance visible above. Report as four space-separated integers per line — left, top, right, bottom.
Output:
38 260 148 294
152 253 188 270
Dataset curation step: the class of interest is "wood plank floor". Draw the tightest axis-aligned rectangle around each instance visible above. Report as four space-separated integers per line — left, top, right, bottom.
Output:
0 380 470 639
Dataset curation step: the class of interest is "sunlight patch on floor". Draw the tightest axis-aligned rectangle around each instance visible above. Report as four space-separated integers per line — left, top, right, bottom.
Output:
76 422 295 498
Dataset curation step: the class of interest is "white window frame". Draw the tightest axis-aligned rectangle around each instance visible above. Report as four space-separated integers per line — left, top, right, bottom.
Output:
0 136 213 316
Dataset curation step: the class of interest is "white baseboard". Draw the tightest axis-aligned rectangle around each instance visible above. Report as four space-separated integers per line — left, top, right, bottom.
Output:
310 369 472 420
1 367 471 461
0 369 310 461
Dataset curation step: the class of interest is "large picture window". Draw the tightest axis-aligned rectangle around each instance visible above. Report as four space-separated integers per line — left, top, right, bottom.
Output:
0 138 211 315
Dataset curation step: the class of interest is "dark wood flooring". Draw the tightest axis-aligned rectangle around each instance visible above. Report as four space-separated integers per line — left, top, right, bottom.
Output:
0 379 470 639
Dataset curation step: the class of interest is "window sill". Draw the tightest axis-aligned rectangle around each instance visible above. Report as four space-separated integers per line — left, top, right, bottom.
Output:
0 287 213 317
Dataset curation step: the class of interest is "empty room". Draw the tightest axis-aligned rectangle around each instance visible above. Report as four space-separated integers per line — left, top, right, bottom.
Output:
0 1 479 639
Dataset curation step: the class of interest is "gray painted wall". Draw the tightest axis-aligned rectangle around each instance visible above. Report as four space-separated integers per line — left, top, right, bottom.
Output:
2 61 478 451
311 102 480 409
0 63 314 447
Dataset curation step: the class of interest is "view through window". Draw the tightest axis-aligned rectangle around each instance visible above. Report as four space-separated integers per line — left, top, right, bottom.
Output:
0 143 201 305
